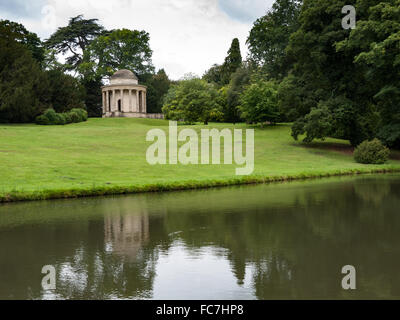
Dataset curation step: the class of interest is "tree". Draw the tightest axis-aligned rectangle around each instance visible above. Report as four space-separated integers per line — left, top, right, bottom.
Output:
0 24 49 123
240 81 280 125
80 28 154 80
247 0 302 80
45 70 86 113
280 0 400 146
337 0 400 147
0 20 45 65
221 38 242 85
224 65 252 123
162 79 223 125
45 15 105 117
143 69 171 114
45 15 104 72
203 64 223 86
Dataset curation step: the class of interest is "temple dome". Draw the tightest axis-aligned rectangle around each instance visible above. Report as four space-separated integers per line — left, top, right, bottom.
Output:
110 69 139 85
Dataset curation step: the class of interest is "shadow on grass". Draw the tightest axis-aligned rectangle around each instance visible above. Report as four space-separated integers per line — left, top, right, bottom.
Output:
248 123 292 130
293 141 400 160
295 141 354 155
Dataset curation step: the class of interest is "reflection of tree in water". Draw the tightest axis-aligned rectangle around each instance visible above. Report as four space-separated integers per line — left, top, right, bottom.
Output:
160 177 400 299
2 176 400 299
353 179 391 207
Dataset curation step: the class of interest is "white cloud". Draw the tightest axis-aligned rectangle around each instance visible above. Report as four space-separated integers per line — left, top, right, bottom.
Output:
1 0 275 80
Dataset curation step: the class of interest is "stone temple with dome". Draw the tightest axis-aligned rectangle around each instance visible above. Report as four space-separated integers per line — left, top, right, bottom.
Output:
102 69 163 119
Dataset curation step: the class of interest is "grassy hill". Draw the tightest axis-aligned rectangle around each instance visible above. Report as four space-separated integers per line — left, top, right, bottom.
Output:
1 118 400 202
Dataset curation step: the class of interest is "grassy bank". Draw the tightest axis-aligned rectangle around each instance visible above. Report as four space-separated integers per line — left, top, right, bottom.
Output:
1 118 400 203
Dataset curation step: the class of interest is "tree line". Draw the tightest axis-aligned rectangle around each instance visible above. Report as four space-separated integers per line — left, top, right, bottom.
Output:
164 0 400 149
1 0 399 150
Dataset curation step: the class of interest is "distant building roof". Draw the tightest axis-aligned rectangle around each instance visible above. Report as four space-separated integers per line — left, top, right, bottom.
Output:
110 69 139 85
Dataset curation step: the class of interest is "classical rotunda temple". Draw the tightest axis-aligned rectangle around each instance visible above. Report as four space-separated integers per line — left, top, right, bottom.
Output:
102 69 163 119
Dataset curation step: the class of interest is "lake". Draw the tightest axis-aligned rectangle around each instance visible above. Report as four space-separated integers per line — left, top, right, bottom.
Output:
1 174 400 300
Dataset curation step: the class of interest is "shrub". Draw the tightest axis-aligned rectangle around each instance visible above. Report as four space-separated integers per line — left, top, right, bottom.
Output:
35 108 88 125
42 109 58 124
68 111 81 123
56 113 67 125
63 112 73 124
70 108 88 122
35 115 49 125
354 139 390 164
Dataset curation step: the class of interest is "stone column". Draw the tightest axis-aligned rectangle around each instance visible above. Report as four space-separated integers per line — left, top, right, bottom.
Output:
103 91 108 113
112 90 116 112
144 91 147 114
102 91 105 114
136 90 140 113
105 91 109 113
130 90 134 112
107 91 110 112
120 90 124 112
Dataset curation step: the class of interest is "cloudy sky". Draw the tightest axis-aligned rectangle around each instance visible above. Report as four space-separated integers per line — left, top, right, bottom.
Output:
0 0 274 79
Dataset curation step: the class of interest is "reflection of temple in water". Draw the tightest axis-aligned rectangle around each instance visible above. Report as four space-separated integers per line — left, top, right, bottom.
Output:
104 208 150 261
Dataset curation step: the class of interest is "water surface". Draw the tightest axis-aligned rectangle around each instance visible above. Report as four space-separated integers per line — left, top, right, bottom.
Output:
1 174 400 300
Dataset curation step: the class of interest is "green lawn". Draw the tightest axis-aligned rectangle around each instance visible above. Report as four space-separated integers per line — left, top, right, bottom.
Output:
1 118 400 202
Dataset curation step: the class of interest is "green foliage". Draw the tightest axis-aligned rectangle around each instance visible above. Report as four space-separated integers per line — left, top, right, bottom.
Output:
203 39 242 87
141 69 171 113
279 0 400 147
292 104 333 143
45 15 104 71
203 64 224 86
70 108 89 122
377 124 400 149
247 0 302 79
354 139 390 164
0 21 87 123
0 20 45 65
81 77 103 117
0 24 49 123
45 70 86 113
162 78 223 124
221 38 242 85
36 108 88 125
240 81 280 124
80 28 154 80
224 65 252 123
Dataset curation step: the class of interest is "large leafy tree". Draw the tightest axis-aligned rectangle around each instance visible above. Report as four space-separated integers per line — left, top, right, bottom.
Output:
0 21 88 123
0 20 45 65
0 24 49 123
45 15 104 72
337 0 400 147
162 79 222 125
80 28 154 80
280 0 400 146
45 15 105 117
247 0 302 80
240 81 280 125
